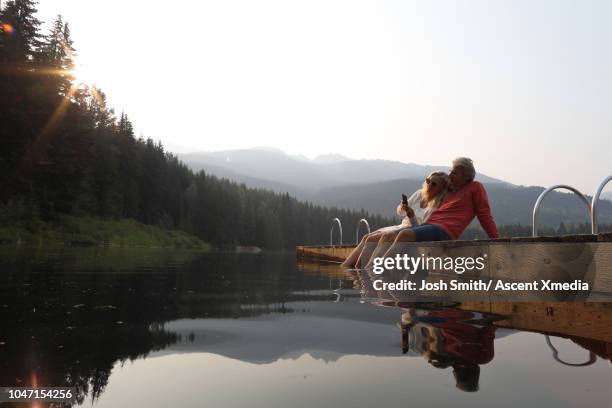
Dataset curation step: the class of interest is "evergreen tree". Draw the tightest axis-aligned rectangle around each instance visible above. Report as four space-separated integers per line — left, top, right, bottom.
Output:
0 0 41 64
0 0 43 202
557 221 568 235
37 14 74 94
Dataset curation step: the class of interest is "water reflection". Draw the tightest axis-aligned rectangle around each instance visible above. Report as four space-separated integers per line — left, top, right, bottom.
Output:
0 249 610 407
344 265 612 368
400 307 497 392
0 249 347 406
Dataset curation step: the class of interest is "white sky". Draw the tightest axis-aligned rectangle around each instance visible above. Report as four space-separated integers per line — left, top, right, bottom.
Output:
35 0 612 192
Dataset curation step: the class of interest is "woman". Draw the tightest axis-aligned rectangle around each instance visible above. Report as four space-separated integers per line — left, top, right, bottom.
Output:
342 171 449 268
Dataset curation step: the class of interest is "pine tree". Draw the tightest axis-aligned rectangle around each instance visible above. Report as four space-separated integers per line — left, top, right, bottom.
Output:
557 221 568 235
0 0 41 64
117 112 135 140
0 0 43 201
38 15 75 95
40 14 63 62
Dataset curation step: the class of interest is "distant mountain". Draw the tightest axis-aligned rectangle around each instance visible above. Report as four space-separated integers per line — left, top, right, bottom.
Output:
189 161 307 197
181 149 334 191
311 179 612 227
250 146 287 154
601 191 612 201
179 148 508 192
178 148 612 228
312 153 352 164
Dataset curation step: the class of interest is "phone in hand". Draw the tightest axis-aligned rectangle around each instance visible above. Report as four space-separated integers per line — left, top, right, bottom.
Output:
401 194 408 205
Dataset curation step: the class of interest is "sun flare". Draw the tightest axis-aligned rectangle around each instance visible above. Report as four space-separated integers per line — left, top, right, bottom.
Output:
71 64 97 86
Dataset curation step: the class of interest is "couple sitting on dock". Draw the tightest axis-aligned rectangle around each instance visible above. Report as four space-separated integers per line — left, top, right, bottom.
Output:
342 157 500 269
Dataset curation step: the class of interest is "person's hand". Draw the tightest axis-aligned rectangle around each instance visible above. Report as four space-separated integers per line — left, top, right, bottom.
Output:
400 202 415 218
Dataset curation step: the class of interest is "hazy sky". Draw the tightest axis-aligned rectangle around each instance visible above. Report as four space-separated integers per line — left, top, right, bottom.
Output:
36 0 612 192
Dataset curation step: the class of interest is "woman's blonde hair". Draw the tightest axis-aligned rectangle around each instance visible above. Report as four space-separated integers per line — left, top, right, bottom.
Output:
421 171 450 208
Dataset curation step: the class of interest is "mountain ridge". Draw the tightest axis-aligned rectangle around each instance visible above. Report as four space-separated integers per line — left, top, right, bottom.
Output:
180 148 509 190
178 148 612 228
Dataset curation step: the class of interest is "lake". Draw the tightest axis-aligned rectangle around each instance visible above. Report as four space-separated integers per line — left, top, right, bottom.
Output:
0 248 610 407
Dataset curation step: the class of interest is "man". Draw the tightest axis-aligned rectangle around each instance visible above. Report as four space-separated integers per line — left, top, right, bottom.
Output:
390 157 499 244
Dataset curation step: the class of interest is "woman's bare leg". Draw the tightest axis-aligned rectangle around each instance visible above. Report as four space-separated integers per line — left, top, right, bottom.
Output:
364 231 399 269
381 229 417 259
342 232 380 268
354 231 383 268
341 236 366 268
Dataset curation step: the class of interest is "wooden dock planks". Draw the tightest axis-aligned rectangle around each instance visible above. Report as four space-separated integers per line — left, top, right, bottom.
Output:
296 233 612 293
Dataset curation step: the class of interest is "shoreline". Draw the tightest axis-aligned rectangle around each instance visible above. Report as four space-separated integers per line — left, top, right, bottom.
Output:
0 216 211 250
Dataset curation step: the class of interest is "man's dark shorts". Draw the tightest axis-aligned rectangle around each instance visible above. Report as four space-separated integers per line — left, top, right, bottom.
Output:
412 223 450 242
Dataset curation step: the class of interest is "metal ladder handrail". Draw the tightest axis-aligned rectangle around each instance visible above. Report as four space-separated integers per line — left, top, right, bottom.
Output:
591 175 612 234
355 218 371 244
532 185 592 237
545 335 597 367
330 218 343 246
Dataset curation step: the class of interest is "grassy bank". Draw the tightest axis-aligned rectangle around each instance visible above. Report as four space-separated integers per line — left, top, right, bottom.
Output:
0 216 210 249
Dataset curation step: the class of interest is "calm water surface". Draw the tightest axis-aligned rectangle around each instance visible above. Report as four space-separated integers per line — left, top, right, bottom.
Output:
0 248 610 408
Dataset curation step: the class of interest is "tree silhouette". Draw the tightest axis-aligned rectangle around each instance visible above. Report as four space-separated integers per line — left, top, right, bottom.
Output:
0 3 396 249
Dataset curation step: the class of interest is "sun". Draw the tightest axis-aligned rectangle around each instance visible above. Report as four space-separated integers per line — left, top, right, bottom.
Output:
70 63 97 86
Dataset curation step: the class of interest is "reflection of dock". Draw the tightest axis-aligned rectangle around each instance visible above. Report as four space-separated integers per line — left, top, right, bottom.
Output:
297 259 351 279
298 260 612 355
414 302 612 365
459 301 612 344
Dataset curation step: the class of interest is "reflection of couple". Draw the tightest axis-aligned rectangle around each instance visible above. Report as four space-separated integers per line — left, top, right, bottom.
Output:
343 157 500 269
401 307 496 392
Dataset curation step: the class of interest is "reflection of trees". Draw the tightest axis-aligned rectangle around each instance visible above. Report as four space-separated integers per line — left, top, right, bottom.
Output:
0 250 345 406
1 315 180 406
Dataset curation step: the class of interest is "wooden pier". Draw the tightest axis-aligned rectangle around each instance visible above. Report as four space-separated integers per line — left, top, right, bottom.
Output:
297 233 612 294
